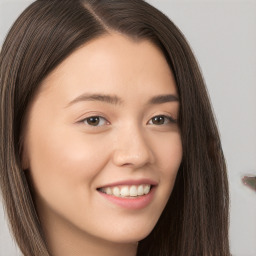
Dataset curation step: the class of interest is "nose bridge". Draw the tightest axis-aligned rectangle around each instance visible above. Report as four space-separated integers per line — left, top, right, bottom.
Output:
112 123 154 168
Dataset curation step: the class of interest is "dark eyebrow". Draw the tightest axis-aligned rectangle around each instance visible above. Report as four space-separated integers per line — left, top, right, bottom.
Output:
66 93 179 108
148 94 179 104
66 93 123 107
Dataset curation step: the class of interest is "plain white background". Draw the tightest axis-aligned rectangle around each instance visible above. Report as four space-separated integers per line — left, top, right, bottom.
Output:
0 0 256 255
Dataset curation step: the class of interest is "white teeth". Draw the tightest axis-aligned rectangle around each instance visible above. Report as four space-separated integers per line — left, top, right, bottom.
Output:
138 185 144 196
120 186 129 197
113 187 120 197
106 187 112 195
129 185 137 197
144 185 150 194
99 184 152 198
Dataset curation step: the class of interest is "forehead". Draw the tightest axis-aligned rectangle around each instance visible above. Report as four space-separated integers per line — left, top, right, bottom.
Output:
37 32 177 102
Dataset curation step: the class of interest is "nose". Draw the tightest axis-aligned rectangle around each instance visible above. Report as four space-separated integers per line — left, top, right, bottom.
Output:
112 125 155 168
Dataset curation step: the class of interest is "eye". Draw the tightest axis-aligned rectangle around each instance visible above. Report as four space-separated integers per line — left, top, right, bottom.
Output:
148 115 176 125
79 114 176 127
82 116 109 127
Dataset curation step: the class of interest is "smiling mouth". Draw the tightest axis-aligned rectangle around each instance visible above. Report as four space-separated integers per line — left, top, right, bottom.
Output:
97 184 153 198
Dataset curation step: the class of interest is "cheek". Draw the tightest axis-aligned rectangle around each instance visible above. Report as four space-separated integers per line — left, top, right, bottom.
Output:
25 124 110 201
155 132 182 173
153 132 182 192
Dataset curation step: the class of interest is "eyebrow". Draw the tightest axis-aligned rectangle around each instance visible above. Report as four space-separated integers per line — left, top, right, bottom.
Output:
66 93 179 108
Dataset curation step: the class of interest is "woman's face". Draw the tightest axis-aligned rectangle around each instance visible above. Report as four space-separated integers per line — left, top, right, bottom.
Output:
23 33 182 246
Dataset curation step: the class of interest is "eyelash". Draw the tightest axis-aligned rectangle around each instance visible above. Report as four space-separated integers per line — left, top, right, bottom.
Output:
79 115 177 128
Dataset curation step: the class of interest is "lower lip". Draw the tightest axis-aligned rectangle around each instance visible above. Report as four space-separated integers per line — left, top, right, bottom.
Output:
98 187 156 210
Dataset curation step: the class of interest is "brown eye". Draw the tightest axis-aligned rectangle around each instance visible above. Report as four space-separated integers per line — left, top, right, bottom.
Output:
83 116 108 127
148 115 176 125
87 117 100 126
152 116 165 125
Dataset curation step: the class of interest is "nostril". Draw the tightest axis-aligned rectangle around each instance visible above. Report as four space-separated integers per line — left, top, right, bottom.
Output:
112 148 154 168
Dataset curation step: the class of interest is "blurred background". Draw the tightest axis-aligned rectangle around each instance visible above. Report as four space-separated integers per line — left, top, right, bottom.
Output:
0 0 255 255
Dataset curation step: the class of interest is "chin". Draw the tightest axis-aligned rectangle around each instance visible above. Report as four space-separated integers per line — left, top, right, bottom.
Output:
99 223 155 244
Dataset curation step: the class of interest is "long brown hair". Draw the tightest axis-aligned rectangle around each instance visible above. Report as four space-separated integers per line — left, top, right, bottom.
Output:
0 0 230 255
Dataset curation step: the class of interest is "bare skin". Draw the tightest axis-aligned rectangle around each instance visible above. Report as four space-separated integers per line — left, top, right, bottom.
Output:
22 33 182 256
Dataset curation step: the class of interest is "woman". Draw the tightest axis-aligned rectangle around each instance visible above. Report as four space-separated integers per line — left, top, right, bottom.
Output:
0 0 230 255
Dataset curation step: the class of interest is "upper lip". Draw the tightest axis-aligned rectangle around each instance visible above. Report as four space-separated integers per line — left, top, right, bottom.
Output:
97 179 158 188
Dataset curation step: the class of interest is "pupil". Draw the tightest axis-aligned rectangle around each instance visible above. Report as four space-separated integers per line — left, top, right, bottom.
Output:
88 117 99 126
153 116 164 125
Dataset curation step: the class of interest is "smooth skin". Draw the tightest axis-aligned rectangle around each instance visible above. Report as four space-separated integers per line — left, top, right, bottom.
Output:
22 33 183 256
